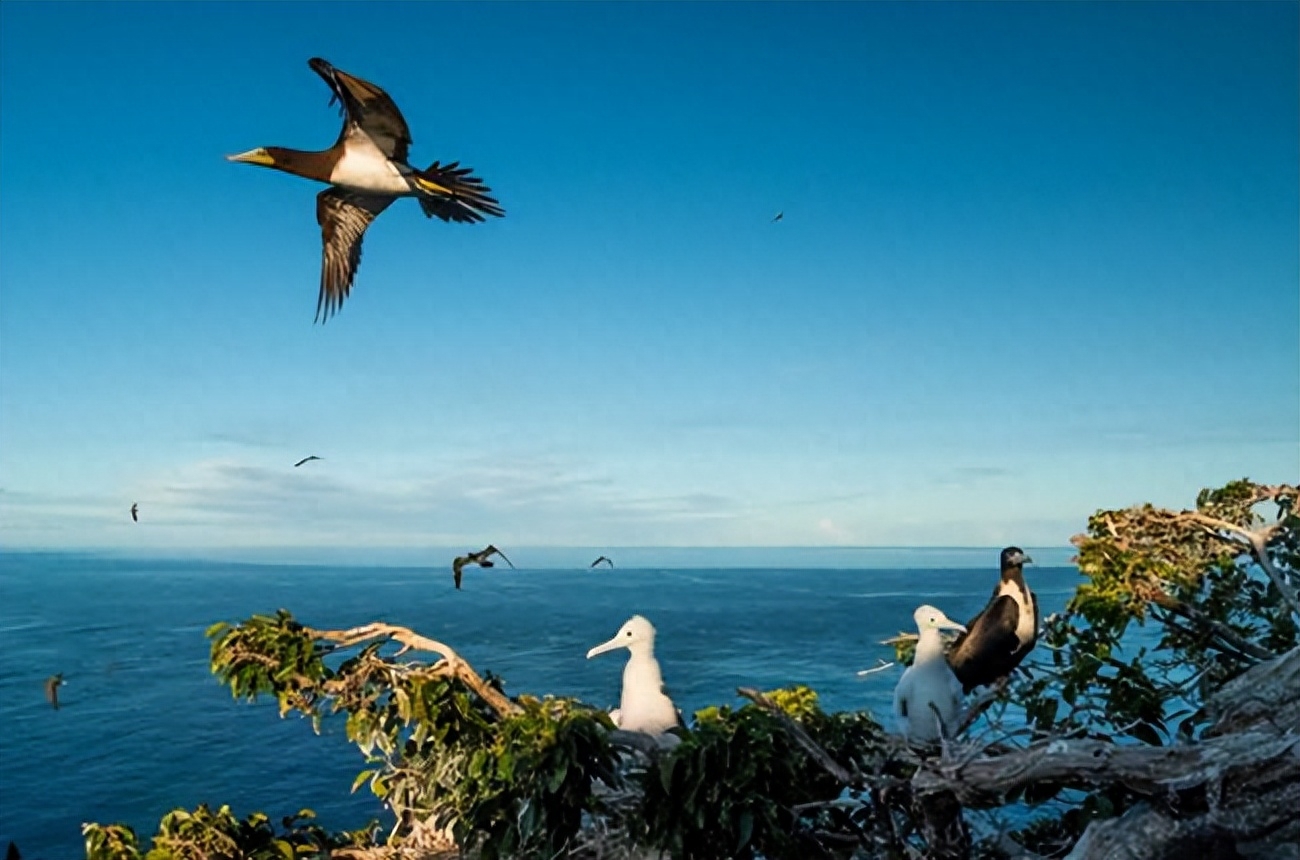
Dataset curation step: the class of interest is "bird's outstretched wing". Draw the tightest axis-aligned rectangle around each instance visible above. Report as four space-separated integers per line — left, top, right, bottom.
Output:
487 545 515 568
315 189 394 323
452 556 468 590
308 58 413 162
294 456 321 467
44 676 61 709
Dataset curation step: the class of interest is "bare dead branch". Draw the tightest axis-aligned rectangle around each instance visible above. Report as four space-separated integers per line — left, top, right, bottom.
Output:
304 622 522 718
1180 510 1300 619
915 645 1300 808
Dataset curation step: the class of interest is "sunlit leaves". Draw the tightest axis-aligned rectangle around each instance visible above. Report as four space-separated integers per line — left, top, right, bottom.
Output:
82 805 372 860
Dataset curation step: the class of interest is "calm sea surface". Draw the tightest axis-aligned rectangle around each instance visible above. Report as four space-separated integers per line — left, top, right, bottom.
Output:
0 552 1084 859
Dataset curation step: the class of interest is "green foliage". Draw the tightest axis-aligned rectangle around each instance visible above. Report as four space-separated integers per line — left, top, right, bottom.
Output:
450 696 621 859
81 479 1298 860
639 686 888 859
83 805 371 860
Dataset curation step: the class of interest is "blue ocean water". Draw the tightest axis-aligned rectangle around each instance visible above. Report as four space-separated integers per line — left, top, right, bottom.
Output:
0 552 1083 859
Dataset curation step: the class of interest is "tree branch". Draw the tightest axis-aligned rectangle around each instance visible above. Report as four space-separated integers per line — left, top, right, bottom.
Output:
1146 592 1276 661
915 645 1300 808
304 622 522 719
737 687 857 785
1180 511 1300 619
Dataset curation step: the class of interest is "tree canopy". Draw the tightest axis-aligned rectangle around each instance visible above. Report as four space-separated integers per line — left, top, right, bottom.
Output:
78 478 1298 860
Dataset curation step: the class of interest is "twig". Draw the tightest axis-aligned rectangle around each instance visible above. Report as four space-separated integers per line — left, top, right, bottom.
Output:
737 687 856 785
955 677 1010 736
857 659 896 677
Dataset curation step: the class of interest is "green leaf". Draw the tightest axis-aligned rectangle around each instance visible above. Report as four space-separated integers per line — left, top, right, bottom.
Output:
735 809 754 852
658 755 677 795
350 770 375 794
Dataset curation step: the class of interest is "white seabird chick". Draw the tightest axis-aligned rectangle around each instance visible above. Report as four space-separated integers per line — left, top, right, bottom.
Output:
586 615 680 736
892 605 967 745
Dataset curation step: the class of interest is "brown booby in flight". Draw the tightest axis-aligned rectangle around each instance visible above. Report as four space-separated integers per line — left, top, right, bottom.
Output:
130 503 138 523
771 211 783 223
946 547 1038 693
452 544 514 590
294 455 322 468
44 673 64 710
590 555 614 569
227 58 505 323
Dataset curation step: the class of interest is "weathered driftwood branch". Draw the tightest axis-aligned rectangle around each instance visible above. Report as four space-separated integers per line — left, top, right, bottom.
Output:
304 622 523 718
915 724 1299 806
914 645 1300 858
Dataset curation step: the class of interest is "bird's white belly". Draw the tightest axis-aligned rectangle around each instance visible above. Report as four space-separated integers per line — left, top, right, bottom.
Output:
329 146 411 195
998 580 1036 646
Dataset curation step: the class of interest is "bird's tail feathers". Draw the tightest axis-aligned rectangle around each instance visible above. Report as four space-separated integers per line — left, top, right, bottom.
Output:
414 161 505 223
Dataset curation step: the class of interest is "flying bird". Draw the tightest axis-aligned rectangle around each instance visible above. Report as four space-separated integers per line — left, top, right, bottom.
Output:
452 544 514 590
44 673 65 710
227 58 505 323
590 555 614 569
893 606 966 745
586 615 683 737
294 456 322 468
946 547 1039 693
130 503 138 523
771 211 783 222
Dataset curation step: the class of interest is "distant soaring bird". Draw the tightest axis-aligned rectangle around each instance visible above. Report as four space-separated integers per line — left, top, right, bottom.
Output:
227 58 505 323
44 673 64 710
946 547 1039 693
452 544 514 590
771 211 783 223
893 606 966 744
294 456 322 468
590 555 614 569
130 503 138 523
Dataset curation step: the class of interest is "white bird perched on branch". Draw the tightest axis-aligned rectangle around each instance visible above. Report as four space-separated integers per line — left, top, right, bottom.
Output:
586 615 682 737
893 605 967 745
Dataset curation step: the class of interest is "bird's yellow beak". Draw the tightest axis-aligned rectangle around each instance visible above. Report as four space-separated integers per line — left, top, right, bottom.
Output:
226 147 276 166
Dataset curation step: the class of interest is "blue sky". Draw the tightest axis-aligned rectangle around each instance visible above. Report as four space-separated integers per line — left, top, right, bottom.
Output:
0 1 1296 561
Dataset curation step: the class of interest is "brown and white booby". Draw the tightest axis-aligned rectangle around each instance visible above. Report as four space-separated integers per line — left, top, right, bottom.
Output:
227 58 505 323
130 503 138 523
946 546 1039 693
293 455 322 468
452 544 514 590
590 555 614 569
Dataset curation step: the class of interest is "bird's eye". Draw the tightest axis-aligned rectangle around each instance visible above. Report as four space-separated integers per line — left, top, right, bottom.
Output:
626 630 632 636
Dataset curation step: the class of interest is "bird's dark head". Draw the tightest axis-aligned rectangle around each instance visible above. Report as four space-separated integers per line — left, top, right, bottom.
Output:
1000 547 1032 570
